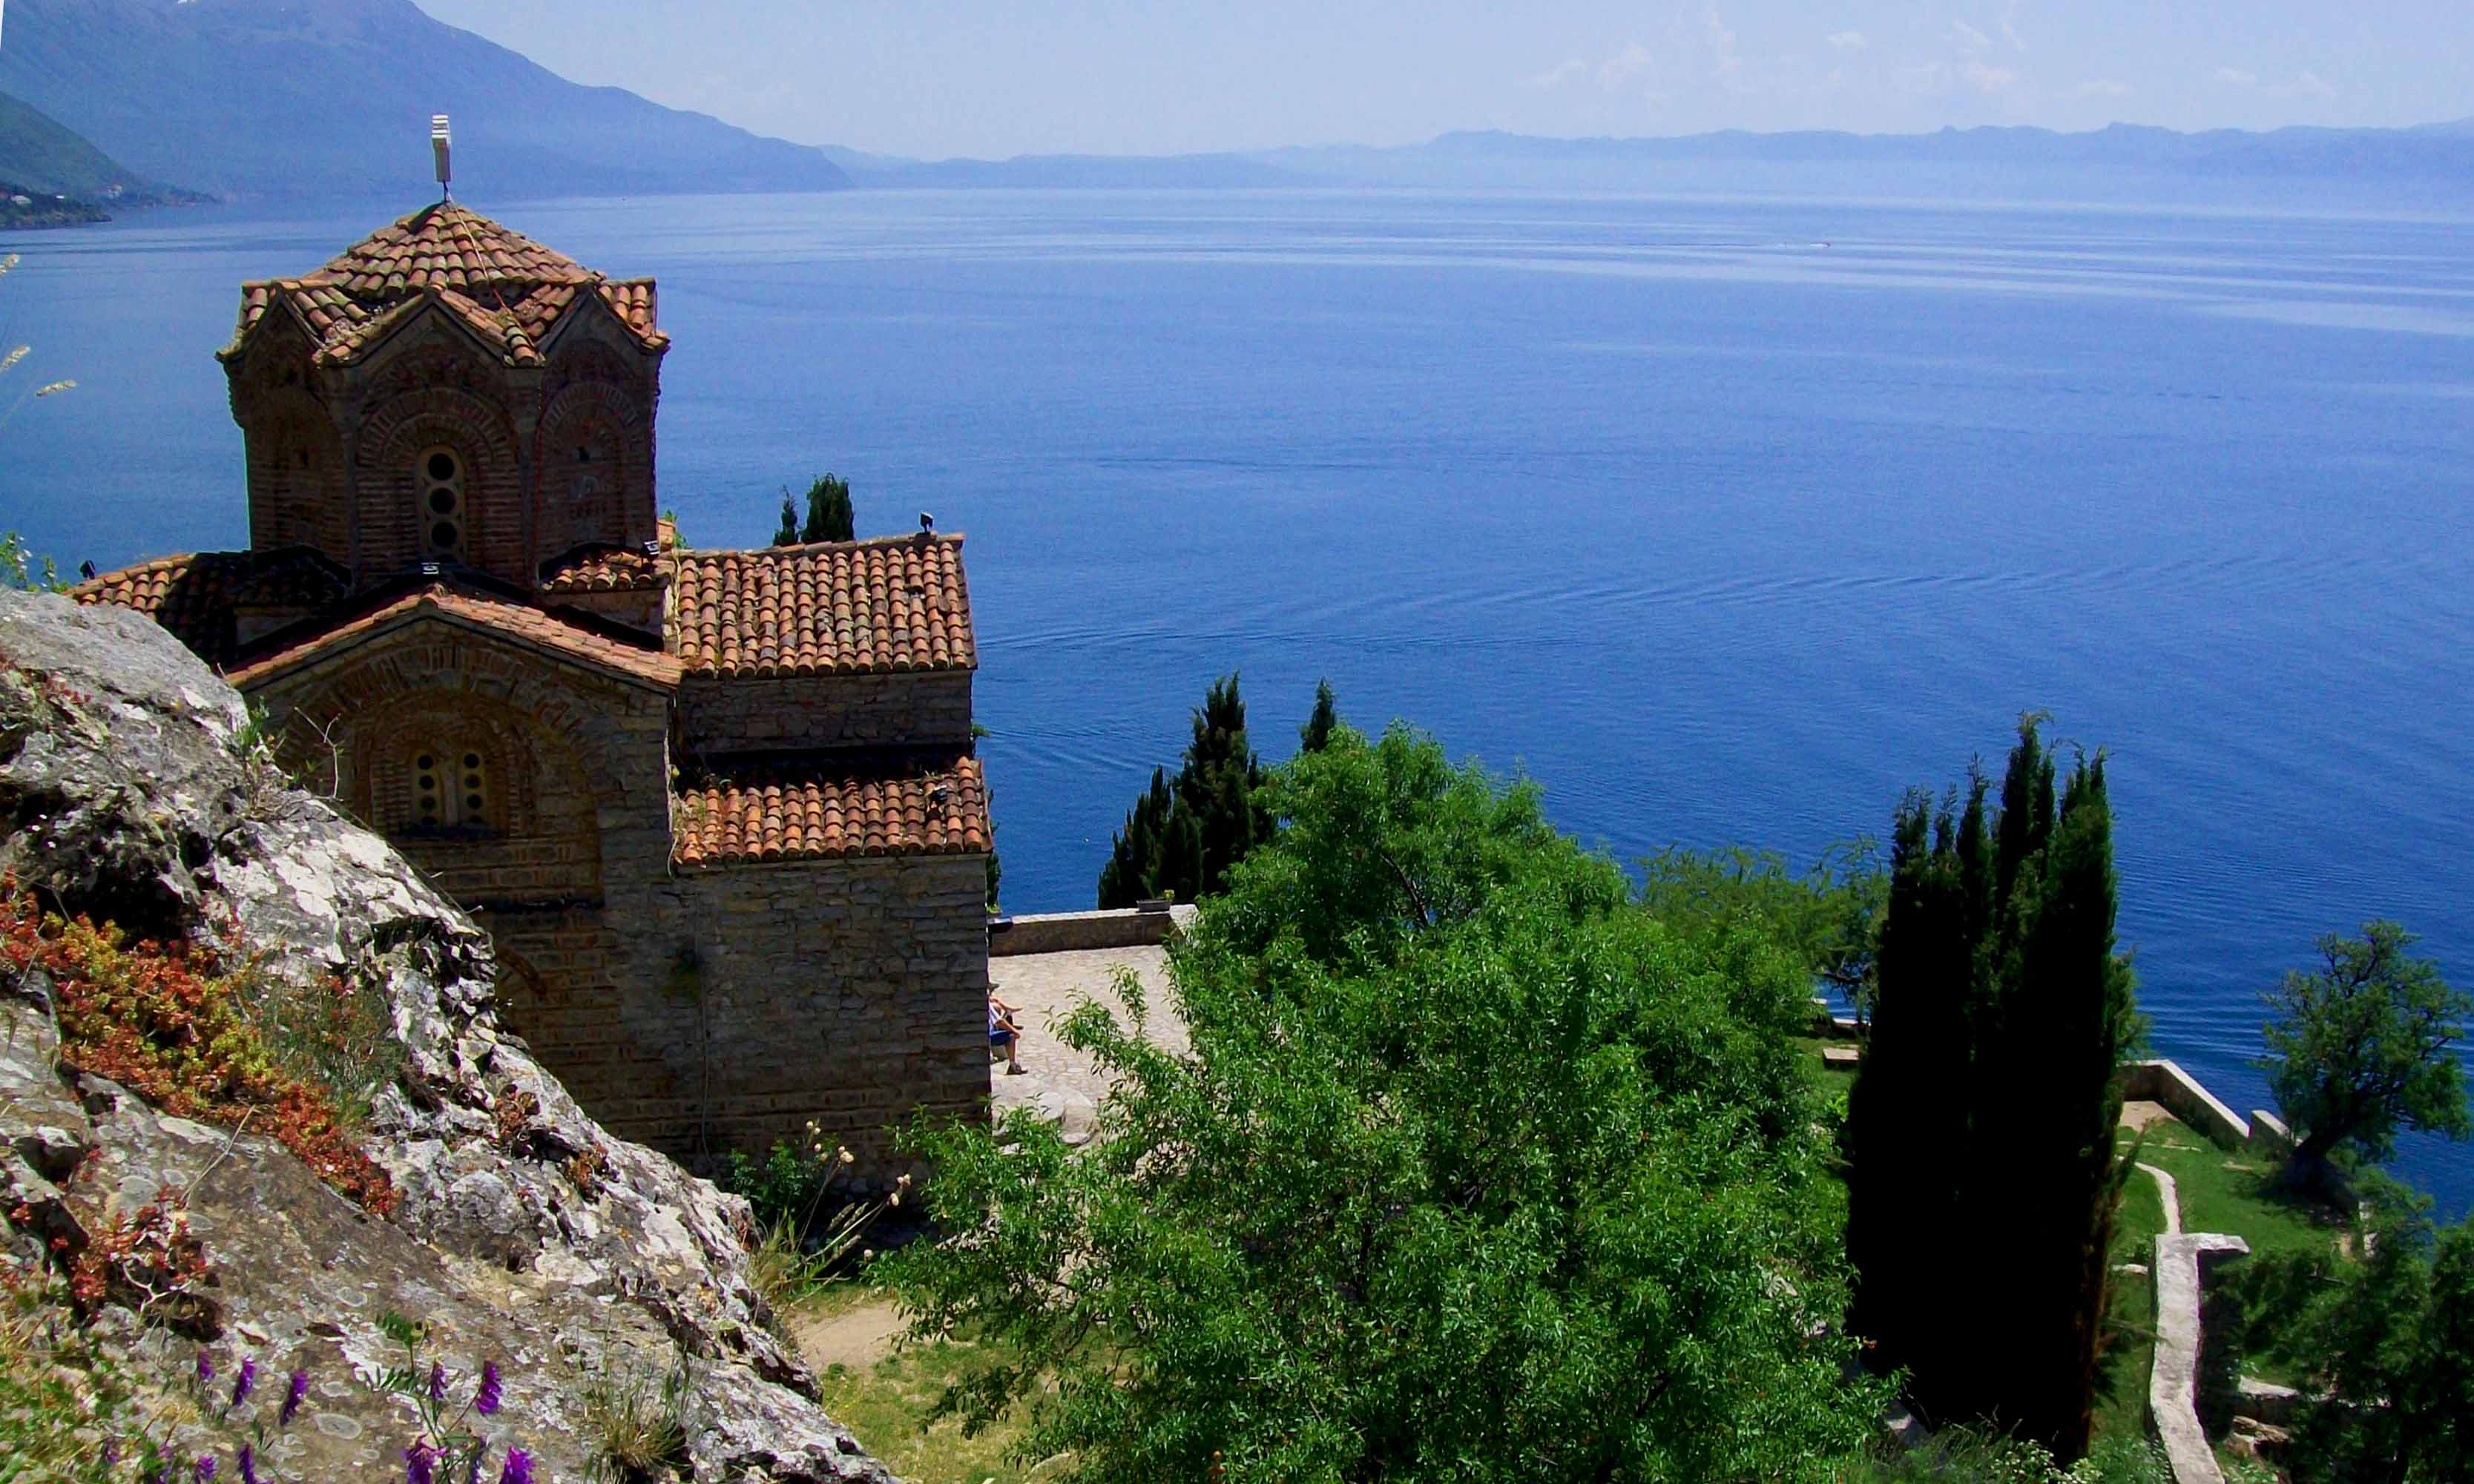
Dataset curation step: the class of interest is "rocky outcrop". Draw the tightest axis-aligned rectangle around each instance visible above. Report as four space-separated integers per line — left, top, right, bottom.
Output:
0 591 892 1482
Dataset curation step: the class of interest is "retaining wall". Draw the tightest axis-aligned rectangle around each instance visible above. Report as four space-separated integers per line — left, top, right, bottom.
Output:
990 904 1198 957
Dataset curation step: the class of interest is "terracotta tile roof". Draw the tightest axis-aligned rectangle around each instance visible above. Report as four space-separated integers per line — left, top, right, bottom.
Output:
70 548 347 669
540 544 667 594
225 202 666 369
225 584 682 692
673 754 990 867
668 534 976 677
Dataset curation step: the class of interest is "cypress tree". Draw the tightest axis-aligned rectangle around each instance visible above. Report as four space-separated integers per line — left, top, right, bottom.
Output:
1093 675 1276 907
1300 679 1340 754
1849 792 1975 1394
1099 768 1179 909
1173 673 1273 897
801 474 855 543
1847 719 2139 1459
772 493 800 546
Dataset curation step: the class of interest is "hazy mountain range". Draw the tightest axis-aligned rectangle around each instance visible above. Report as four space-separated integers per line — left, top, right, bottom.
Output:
0 0 849 202
846 122 2474 206
0 0 2465 212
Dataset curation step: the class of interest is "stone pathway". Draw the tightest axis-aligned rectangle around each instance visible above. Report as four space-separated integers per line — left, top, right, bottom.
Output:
987 944 1187 1145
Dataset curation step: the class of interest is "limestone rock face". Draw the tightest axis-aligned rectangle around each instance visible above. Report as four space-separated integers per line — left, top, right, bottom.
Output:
0 590 894 1483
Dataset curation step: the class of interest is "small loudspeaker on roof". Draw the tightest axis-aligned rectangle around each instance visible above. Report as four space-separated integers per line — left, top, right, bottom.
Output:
432 115 453 197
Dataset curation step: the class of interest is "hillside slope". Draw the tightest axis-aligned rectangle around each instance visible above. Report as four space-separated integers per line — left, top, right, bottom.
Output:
0 590 892 1482
0 88 182 199
0 0 849 200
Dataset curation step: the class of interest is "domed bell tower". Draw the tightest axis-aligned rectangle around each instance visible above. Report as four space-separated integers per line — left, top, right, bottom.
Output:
217 119 669 609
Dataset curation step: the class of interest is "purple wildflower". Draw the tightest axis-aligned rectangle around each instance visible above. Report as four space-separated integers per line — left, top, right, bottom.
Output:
194 1350 214 1386
427 1360 448 1404
474 1359 502 1417
237 1443 260 1484
281 1368 311 1426
497 1448 535 1484
404 1442 441 1484
230 1356 257 1408
193 1457 217 1483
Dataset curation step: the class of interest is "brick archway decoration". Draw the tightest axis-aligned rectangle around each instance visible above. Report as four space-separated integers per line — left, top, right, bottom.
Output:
355 387 524 581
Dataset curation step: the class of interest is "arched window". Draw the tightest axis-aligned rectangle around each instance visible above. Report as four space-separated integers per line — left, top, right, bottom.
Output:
418 446 468 561
411 745 492 831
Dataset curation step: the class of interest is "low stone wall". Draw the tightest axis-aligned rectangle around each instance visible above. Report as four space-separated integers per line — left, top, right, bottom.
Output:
2119 1059 2294 1155
990 904 1197 957
2151 1233 2251 1484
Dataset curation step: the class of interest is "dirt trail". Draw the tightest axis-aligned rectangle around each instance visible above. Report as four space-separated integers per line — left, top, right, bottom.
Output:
795 1297 908 1371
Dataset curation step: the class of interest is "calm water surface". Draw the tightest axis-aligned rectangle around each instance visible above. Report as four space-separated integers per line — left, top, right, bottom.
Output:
6 188 2470 1209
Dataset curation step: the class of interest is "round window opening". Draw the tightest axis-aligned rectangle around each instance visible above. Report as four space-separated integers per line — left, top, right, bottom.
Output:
427 487 457 515
430 521 460 550
427 451 458 482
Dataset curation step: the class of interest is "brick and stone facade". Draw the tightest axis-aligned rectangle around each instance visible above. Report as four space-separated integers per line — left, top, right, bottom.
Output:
76 201 993 1175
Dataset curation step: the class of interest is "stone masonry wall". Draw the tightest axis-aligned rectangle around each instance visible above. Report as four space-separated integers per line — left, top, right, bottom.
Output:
677 671 973 756
624 854 993 1175
249 624 987 1179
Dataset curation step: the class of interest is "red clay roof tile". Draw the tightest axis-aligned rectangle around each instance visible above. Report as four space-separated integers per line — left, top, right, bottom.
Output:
673 754 990 867
540 544 666 594
223 584 682 691
667 534 975 677
224 202 665 369
70 549 347 668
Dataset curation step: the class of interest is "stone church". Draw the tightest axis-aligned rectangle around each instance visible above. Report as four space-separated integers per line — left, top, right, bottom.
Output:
74 200 993 1174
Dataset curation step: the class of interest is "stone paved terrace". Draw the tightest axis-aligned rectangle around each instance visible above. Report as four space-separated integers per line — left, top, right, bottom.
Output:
987 943 1188 1143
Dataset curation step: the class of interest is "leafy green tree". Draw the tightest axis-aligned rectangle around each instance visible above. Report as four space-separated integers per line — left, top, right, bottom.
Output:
1300 678 1340 753
800 473 855 543
892 727 1889 1482
772 492 800 546
2234 1177 2474 1483
2260 921 2471 1180
1847 717 2141 1459
1636 840 1886 1015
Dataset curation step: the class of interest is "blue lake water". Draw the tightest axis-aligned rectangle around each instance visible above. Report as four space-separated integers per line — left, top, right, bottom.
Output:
4 188 2470 1211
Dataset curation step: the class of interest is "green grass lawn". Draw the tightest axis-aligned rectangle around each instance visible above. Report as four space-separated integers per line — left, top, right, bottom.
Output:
2123 1123 2342 1266
2090 1149 2169 1440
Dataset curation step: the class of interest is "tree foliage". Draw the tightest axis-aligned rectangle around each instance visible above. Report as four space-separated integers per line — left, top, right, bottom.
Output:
1095 673 1273 907
802 473 855 543
893 728 1889 1482
1300 678 1340 753
777 474 856 545
1637 840 1886 1015
2233 1178 2474 1483
2260 920 2471 1176
1845 716 2143 1459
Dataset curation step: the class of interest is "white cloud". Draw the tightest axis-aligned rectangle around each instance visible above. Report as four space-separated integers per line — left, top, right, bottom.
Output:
2289 69 2337 100
1527 57 1590 89
1599 41 1657 90
1961 57 2019 93
2215 66 2260 87
1703 6 1746 86
1827 30 1868 52
2072 79 2130 98
1951 19 1993 52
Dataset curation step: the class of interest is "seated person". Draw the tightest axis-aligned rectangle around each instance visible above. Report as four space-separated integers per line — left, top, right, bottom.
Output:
989 990 1024 1075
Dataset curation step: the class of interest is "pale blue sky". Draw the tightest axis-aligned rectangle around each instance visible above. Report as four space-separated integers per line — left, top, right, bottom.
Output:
412 1 2472 159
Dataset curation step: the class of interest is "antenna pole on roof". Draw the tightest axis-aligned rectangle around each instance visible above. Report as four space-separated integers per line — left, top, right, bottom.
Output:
432 115 453 202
